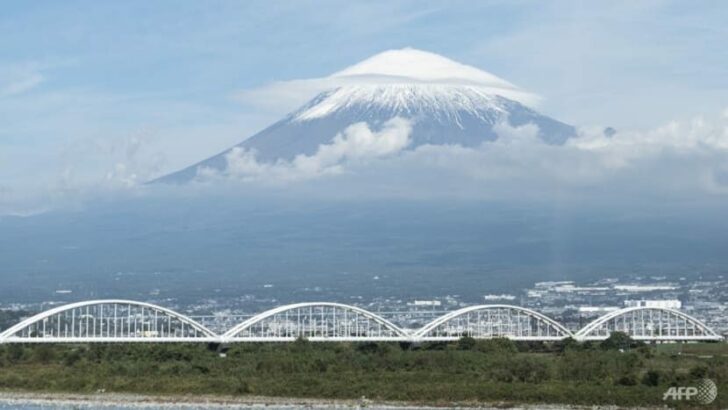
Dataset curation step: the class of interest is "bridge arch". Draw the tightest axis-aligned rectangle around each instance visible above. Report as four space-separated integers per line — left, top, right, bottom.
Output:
222 302 409 341
413 304 573 341
574 307 722 342
0 300 218 343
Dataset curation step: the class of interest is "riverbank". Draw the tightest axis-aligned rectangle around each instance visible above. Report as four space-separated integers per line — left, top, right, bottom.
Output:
0 391 665 409
2 391 427 409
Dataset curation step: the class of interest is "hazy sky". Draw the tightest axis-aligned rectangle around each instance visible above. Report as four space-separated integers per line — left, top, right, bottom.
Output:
1 1 727 210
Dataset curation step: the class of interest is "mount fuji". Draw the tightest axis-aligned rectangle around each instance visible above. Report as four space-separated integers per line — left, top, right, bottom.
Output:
155 48 576 183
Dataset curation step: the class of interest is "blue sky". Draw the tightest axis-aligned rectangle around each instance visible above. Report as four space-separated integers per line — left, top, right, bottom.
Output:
1 1 727 208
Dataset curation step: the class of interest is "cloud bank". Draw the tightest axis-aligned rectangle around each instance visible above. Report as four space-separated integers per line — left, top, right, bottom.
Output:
199 117 413 182
3 109 728 215
174 109 728 204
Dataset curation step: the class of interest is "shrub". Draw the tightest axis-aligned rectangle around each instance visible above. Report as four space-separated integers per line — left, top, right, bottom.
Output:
616 374 638 386
641 369 660 386
555 337 581 352
356 342 381 354
475 337 518 354
62 349 83 366
6 345 25 363
31 345 56 364
689 365 708 379
510 357 552 383
600 332 634 351
457 336 476 350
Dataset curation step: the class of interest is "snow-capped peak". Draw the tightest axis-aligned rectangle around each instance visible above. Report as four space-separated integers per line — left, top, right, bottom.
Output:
289 48 538 121
332 48 517 90
292 84 510 123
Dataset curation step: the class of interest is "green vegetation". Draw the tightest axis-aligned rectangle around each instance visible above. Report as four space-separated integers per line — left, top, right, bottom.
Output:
0 335 726 408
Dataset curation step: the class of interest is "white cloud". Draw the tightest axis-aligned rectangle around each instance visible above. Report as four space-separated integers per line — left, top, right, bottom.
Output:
234 48 540 117
392 112 728 199
0 73 44 98
291 116 412 176
185 110 728 204
0 64 45 98
203 117 413 182
4 110 728 215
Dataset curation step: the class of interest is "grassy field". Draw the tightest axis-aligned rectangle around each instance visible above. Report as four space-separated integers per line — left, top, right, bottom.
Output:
0 336 726 408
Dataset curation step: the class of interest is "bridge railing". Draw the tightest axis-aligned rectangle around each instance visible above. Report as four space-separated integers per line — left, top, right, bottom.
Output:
0 300 218 343
575 306 723 342
0 300 723 343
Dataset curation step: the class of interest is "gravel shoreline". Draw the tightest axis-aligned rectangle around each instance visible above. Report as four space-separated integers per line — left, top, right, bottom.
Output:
0 391 392 409
0 391 664 409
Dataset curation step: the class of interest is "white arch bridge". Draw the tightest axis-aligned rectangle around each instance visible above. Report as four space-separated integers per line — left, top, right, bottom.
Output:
0 300 722 344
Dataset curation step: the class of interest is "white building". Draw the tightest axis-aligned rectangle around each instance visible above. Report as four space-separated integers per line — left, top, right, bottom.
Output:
578 306 619 314
412 300 441 307
614 284 677 292
623 299 682 309
483 294 516 301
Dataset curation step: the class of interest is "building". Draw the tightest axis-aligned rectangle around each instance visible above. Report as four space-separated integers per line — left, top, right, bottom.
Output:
624 299 682 309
